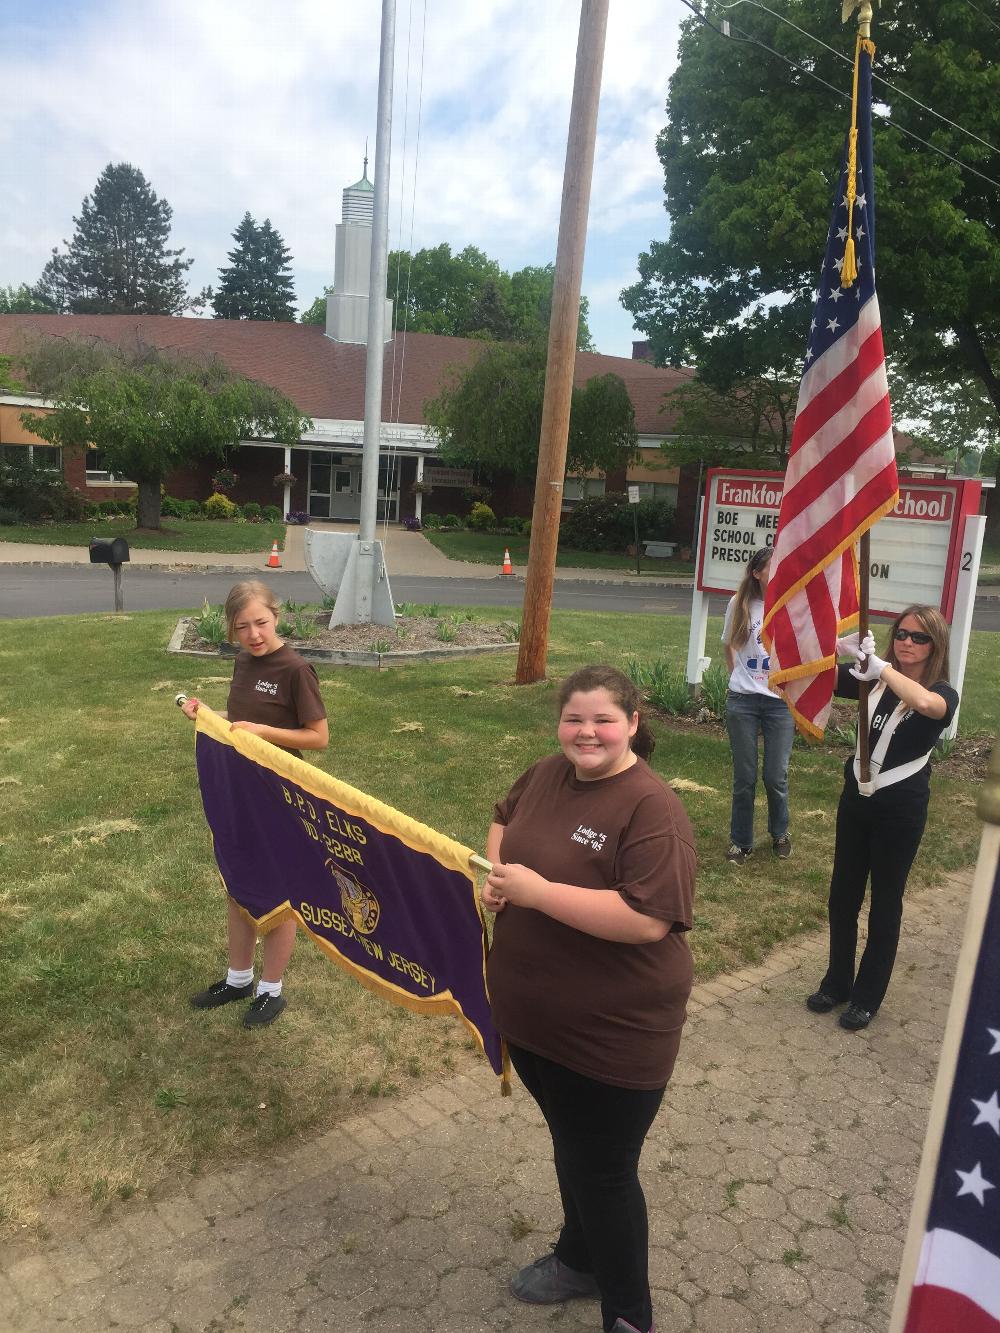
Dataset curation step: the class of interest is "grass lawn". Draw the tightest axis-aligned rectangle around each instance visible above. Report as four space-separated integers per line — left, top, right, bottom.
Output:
979 532 1000 584
0 606 993 1237
0 517 287 554
423 527 695 575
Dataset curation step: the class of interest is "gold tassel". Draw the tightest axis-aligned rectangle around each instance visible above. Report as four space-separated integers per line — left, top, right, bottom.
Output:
841 237 858 286
840 37 875 290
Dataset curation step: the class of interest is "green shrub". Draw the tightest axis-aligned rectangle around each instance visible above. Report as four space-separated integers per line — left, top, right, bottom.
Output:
441 514 462 529
194 601 227 646
0 455 87 522
161 494 186 518
242 502 262 521
560 494 676 553
203 492 239 519
262 504 281 522
0 505 20 525
467 501 496 531
625 657 691 717
436 621 458 642
699 662 729 719
421 512 442 530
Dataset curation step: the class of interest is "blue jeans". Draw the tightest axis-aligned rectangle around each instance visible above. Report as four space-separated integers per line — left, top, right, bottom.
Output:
726 690 794 848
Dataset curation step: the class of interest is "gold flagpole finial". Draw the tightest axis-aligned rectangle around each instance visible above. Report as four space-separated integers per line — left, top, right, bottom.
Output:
841 0 876 38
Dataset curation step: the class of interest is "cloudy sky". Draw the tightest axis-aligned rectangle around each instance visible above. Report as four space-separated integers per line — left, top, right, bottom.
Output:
1 0 685 356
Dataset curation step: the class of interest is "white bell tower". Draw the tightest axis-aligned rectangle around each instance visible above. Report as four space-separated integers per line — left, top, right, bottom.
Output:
325 157 395 345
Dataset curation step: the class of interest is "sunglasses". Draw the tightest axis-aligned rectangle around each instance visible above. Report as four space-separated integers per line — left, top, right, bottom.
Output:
893 628 932 645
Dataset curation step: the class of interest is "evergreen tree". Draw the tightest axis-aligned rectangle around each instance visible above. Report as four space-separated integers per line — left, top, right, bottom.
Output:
35 163 194 315
212 214 296 321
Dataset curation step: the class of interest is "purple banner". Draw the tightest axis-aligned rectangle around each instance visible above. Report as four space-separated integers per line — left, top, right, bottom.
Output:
194 708 502 1075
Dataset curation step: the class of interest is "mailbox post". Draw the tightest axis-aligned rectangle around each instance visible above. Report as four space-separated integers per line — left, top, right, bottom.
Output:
89 536 130 611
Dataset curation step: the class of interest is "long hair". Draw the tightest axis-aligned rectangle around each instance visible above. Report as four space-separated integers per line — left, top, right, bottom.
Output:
557 664 656 761
724 547 773 650
224 579 282 643
884 604 951 684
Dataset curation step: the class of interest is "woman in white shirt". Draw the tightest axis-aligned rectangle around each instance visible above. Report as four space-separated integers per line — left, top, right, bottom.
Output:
722 547 794 865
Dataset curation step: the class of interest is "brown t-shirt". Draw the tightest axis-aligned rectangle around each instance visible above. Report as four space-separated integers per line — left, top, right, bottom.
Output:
486 753 696 1090
226 644 326 753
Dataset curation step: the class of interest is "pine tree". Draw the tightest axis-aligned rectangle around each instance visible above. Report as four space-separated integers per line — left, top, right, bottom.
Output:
212 214 296 321
35 163 194 315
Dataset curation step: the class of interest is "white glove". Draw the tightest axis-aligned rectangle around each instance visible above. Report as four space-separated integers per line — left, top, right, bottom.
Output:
849 632 888 682
835 631 860 658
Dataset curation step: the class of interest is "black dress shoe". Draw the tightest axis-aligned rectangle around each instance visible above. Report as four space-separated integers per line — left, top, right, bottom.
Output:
806 989 845 1013
839 1003 875 1031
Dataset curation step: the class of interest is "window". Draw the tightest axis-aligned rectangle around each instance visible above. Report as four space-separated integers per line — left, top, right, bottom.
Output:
85 448 123 483
630 481 678 506
1 443 62 471
562 476 606 502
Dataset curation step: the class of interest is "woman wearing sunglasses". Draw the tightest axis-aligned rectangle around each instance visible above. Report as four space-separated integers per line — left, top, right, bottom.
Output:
806 605 956 1031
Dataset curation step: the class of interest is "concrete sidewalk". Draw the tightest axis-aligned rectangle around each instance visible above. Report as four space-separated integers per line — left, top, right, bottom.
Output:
0 869 970 1333
0 523 696 587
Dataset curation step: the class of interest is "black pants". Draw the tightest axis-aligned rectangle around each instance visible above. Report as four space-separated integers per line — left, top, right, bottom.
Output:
820 783 928 1013
508 1043 665 1333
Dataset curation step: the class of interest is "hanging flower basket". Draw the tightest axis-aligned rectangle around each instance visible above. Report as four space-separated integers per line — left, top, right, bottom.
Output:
411 480 434 496
273 471 297 488
210 468 239 495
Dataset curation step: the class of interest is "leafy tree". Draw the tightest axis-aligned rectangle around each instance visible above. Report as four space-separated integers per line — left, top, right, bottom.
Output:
423 340 637 483
888 367 997 464
0 284 55 314
299 288 332 326
0 355 25 393
212 214 296 320
18 335 309 528
388 244 594 348
35 163 200 315
660 370 798 473
622 1 1000 522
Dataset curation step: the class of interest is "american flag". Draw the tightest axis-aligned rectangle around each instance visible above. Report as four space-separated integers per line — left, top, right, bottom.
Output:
762 39 898 740
898 853 1000 1331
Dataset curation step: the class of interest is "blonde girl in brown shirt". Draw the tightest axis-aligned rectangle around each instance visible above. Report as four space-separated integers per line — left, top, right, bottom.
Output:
180 580 328 1027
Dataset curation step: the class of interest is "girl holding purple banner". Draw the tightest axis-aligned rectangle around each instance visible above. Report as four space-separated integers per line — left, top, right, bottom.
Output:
181 580 328 1028
481 664 696 1333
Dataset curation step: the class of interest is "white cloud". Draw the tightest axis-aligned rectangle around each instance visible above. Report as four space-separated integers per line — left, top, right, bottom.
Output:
0 0 681 354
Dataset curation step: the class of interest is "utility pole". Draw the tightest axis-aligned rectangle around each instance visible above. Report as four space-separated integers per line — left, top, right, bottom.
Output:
515 0 609 684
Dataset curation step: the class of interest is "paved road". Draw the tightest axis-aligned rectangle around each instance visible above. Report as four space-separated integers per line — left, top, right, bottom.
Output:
0 564 731 620
3 564 1000 628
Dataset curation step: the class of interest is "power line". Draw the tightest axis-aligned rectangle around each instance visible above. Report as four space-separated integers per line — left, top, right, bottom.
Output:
964 0 1000 35
676 0 1000 191
717 0 1000 159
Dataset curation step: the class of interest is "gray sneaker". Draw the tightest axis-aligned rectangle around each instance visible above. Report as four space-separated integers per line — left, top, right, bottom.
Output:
772 835 792 859
726 843 753 865
509 1252 600 1304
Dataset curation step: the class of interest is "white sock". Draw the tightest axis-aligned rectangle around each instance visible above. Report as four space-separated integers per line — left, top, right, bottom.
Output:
256 978 283 999
226 966 254 989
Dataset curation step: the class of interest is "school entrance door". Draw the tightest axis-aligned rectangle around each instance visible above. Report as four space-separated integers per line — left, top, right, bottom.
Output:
307 453 400 522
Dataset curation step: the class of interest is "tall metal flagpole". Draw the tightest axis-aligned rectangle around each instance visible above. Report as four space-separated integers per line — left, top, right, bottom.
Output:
352 0 396 622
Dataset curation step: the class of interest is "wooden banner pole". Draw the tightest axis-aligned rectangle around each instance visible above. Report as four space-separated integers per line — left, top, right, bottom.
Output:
858 529 871 783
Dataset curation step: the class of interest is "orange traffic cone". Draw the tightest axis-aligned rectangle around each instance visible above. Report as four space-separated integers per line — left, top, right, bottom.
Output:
500 547 514 577
266 540 281 569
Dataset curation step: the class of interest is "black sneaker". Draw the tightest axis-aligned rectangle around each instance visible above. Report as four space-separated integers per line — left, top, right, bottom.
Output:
726 844 753 865
190 978 254 1009
839 1003 875 1031
243 993 287 1028
806 989 846 1014
772 835 792 859
509 1252 600 1305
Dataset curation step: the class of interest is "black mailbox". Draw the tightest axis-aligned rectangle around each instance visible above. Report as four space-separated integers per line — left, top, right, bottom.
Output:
89 536 130 565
